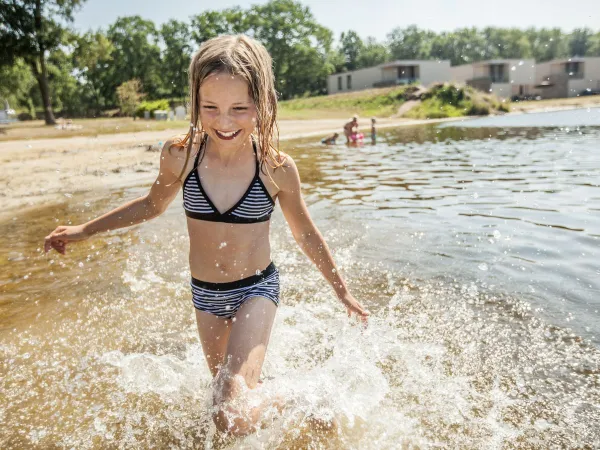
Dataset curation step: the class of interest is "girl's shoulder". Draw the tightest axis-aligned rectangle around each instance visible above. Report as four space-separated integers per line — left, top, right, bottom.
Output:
160 133 198 178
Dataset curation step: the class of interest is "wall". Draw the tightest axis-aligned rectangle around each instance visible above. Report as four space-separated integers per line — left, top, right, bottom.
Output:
450 64 474 82
327 66 382 94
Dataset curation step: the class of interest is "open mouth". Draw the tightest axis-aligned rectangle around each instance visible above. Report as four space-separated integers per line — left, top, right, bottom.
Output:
214 129 242 140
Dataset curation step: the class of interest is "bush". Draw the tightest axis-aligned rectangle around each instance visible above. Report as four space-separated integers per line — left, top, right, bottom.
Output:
135 99 170 118
17 112 33 121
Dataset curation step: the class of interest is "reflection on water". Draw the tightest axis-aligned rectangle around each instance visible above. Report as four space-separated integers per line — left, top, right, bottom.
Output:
1 109 599 448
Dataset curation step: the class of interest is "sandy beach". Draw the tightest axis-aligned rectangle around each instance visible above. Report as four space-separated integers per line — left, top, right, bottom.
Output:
0 116 467 223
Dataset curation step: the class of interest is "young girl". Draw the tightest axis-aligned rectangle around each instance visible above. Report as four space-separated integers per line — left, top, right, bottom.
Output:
44 35 369 436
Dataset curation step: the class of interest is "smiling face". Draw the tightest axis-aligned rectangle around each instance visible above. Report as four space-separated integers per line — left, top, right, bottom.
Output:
199 72 257 147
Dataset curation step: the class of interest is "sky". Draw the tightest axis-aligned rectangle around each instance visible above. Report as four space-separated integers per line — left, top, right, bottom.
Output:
73 0 598 42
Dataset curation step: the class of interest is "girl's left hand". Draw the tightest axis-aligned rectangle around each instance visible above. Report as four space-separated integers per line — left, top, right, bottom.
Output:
339 293 369 322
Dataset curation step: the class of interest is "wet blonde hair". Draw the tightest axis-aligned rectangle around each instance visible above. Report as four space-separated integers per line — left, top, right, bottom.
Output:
169 34 283 185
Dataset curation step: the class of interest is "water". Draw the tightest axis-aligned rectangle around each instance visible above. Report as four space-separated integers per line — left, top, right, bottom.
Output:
1 108 599 448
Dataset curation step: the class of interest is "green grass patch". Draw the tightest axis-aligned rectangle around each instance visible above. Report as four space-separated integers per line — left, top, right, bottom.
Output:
405 83 510 119
279 86 410 119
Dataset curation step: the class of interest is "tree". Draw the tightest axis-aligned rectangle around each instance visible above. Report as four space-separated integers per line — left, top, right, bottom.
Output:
248 0 333 98
0 0 85 124
116 79 144 118
388 25 435 60
0 59 37 114
190 8 248 45
160 19 192 100
73 30 114 115
568 28 594 56
358 37 390 68
107 16 163 100
526 28 568 62
339 31 364 71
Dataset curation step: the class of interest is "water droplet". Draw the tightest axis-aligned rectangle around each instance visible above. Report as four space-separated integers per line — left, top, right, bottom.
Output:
64 193 73 198
472 192 479 199
511 66 516 71
78 262 84 268
255 269 261 276
478 263 488 271
219 242 227 249
493 230 501 239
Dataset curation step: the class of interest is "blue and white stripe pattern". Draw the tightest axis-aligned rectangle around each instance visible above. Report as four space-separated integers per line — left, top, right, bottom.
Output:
191 264 280 318
182 137 276 223
230 179 276 220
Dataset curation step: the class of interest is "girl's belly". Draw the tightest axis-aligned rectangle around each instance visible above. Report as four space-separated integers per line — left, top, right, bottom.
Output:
186 218 272 282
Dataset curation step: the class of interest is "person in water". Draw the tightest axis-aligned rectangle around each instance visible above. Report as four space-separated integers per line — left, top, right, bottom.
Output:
343 116 359 143
321 132 338 145
371 117 376 144
43 35 369 437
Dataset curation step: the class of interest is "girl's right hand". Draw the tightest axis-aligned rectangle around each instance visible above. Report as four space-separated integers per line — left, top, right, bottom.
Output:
44 225 90 255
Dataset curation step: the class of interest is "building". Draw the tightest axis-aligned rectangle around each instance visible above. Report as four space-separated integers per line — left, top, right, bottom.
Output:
327 60 451 95
535 57 600 98
450 59 536 99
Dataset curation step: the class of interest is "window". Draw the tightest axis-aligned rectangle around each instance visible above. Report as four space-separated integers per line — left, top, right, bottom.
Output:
338 76 342 91
397 66 416 80
565 62 583 79
347 74 352 90
489 64 507 83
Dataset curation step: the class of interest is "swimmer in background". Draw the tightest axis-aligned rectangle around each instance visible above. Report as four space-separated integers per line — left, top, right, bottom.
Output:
371 118 376 144
343 115 358 143
321 132 339 145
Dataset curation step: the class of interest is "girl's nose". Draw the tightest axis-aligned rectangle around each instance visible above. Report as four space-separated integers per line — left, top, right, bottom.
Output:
216 113 235 129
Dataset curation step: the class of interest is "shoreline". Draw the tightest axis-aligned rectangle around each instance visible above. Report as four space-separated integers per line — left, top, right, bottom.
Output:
1 104 598 224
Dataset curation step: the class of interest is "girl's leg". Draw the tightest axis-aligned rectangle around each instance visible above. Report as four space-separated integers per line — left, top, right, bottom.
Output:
212 297 278 436
195 309 232 377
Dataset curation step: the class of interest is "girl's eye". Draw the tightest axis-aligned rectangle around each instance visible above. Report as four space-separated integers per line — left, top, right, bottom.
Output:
233 107 248 111
202 105 217 110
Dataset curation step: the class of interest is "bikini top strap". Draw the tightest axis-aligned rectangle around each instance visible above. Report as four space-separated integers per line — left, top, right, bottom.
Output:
251 136 260 174
192 133 207 168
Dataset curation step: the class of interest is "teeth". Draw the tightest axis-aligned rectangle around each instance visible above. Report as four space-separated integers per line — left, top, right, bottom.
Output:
217 130 238 137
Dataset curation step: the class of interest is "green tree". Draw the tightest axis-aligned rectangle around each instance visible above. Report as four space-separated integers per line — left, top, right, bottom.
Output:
526 28 568 62
588 32 600 56
0 59 37 114
248 0 333 98
73 30 114 115
190 8 249 45
482 28 532 59
568 28 594 56
0 0 85 124
358 37 390 68
107 16 163 100
339 30 364 71
388 25 435 60
160 19 192 100
116 79 144 118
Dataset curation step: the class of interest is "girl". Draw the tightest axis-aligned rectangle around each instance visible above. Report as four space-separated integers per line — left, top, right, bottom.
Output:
44 35 369 437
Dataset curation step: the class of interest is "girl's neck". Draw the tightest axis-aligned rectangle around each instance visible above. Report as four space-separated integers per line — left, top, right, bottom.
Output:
205 135 253 167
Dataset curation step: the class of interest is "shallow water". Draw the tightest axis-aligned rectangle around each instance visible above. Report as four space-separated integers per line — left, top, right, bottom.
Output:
1 108 599 448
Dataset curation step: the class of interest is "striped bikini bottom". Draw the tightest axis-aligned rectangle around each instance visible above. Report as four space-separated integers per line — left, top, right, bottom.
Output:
190 262 280 319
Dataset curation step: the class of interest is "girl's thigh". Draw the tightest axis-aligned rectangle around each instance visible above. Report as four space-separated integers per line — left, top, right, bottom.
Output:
224 297 278 389
195 309 232 377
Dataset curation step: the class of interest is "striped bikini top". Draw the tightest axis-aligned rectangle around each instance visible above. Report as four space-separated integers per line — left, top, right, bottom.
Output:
182 137 276 224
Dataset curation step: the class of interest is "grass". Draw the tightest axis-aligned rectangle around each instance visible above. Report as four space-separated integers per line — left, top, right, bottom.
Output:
404 83 510 119
278 86 410 119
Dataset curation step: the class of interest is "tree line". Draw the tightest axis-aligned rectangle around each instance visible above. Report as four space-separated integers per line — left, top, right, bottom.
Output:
1 0 599 124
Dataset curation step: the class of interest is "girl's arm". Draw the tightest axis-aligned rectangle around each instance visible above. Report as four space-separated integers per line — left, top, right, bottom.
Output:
276 155 369 320
44 140 184 254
